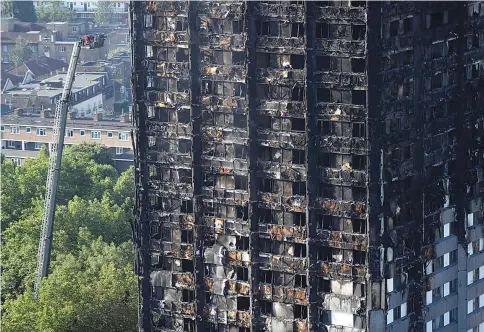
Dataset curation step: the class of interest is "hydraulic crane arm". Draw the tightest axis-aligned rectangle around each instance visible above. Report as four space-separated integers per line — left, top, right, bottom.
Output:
34 34 105 299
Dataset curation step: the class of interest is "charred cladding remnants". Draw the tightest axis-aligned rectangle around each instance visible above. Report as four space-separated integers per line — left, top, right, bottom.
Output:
130 1 484 331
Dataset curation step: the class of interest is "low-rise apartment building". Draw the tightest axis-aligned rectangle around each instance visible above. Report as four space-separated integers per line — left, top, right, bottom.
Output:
0 111 133 170
2 72 108 117
1 18 127 69
31 1 129 24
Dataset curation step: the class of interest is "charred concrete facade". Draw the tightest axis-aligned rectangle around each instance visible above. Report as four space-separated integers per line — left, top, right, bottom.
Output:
131 1 484 331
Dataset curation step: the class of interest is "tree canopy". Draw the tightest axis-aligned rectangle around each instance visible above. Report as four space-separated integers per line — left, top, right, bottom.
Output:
0 143 136 331
94 2 116 25
108 46 131 59
1 0 13 18
13 1 37 22
37 1 72 23
10 38 34 67
1 1 36 21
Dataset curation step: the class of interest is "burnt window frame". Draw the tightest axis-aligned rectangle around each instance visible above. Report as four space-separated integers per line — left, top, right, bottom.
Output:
316 23 329 38
292 149 306 164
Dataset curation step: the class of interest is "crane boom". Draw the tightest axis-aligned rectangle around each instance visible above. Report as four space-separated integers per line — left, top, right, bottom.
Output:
34 35 105 298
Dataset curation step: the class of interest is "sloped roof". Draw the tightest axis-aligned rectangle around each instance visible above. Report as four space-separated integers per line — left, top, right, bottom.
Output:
1 72 23 91
13 23 46 32
0 31 24 43
7 56 68 78
1 95 39 110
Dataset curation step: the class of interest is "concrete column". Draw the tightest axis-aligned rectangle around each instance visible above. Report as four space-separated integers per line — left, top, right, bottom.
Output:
22 140 26 150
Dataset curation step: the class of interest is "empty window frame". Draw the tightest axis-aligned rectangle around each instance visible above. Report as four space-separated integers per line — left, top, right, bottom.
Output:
319 152 339 168
294 305 308 319
256 20 270 35
259 178 277 193
294 243 307 257
260 270 273 283
182 290 194 302
352 155 366 170
292 181 306 195
293 212 306 226
234 144 248 159
181 200 193 213
316 55 330 70
295 274 307 288
403 17 413 33
237 297 250 311
352 123 366 137
236 205 249 220
389 20 399 37
259 208 276 224
352 58 365 72
236 235 249 250
318 277 331 292
178 140 191 153
292 117 305 131
235 175 248 190
352 90 366 105
352 25 366 40
260 300 272 315
233 114 247 128
316 23 329 38
233 20 243 34
181 230 193 243
237 267 249 281
291 23 305 37
427 11 445 29
292 149 305 164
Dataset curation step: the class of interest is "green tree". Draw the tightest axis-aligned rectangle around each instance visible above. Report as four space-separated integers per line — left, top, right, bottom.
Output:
94 1 115 25
37 1 72 23
1 0 12 18
0 143 134 300
108 46 131 59
10 38 33 67
64 142 114 166
0 160 23 230
112 166 135 209
1 143 117 219
1 202 43 299
1 233 137 332
13 1 37 22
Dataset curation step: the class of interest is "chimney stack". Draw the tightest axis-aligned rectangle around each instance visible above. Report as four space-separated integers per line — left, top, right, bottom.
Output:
40 110 50 118
120 113 129 122
67 111 76 120
93 112 103 121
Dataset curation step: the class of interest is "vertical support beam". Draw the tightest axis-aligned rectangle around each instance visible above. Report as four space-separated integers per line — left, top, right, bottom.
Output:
305 1 318 329
367 1 385 330
130 1 152 331
455 3 470 331
246 2 259 329
188 1 205 326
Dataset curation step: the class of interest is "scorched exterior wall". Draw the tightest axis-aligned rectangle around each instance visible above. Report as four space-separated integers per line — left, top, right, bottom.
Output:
131 1 484 332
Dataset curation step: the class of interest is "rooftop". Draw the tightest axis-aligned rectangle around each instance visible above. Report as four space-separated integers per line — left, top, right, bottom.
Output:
4 72 107 99
7 56 68 77
1 113 133 131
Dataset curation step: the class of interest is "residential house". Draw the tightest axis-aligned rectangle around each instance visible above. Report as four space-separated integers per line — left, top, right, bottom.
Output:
31 1 129 24
1 110 133 170
1 18 123 68
1 72 23 93
2 72 108 117
6 56 68 83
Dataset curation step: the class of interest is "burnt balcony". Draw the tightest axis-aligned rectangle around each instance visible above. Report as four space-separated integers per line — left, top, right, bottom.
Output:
256 68 306 83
